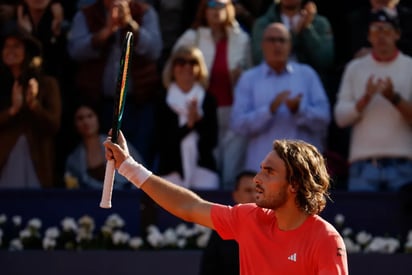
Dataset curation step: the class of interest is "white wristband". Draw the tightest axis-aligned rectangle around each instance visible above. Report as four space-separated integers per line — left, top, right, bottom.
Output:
118 157 152 188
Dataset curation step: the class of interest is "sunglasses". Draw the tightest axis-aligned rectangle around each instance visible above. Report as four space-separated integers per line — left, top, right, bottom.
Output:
369 24 395 34
173 57 199 67
207 1 227 9
263 36 289 44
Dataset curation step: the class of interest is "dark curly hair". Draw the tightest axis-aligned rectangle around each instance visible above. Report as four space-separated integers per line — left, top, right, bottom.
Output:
273 139 330 215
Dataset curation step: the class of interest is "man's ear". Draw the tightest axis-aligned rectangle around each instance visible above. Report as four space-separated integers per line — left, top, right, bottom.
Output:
289 182 298 193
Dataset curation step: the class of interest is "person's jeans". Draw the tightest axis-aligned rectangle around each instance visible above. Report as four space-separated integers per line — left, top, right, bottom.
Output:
348 158 412 191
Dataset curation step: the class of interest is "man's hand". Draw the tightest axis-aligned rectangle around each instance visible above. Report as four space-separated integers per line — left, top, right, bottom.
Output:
17 5 32 33
356 75 378 112
104 130 130 169
187 98 200 129
270 90 291 113
379 77 395 101
26 78 39 110
9 81 24 116
51 2 64 37
285 94 303 114
294 1 317 33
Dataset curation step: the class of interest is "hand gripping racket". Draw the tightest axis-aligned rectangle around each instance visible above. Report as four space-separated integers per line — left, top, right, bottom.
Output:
100 31 134 208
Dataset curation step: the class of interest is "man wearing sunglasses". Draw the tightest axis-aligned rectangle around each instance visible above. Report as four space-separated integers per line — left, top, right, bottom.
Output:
335 9 412 192
231 23 330 174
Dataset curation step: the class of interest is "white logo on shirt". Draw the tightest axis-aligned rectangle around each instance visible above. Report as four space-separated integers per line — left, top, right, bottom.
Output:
288 253 297 262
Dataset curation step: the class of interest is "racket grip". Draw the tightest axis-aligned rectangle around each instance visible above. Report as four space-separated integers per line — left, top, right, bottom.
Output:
100 160 116 208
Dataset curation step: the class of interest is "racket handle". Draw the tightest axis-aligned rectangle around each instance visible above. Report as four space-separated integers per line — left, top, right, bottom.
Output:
100 160 116 208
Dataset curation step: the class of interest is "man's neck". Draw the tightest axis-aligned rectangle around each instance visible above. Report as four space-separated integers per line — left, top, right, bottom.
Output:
268 61 288 74
371 48 399 62
275 206 309 231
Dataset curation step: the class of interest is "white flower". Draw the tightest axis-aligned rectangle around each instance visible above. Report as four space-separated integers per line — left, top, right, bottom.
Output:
42 237 57 250
78 215 95 232
129 237 143 250
101 225 113 236
193 224 210 234
364 237 399 254
61 217 78 232
334 214 345 226
343 237 361 253
356 231 372 246
147 229 165 248
163 228 178 246
12 216 22 227
28 218 42 230
45 227 60 239
342 227 353 237
405 239 412 253
19 228 32 239
105 214 125 229
9 238 23 251
112 230 130 245
196 230 212 248
407 230 412 242
176 238 187 248
146 224 161 234
175 223 193 238
0 214 7 224
76 227 93 242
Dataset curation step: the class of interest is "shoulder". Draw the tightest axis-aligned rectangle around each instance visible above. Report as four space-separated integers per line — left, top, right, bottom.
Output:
313 14 331 26
241 64 264 80
343 55 370 72
309 215 341 237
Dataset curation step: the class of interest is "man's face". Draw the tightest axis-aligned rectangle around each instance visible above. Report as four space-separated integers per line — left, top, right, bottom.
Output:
232 175 255 204
280 0 302 10
253 151 293 210
261 25 291 67
368 21 399 50
370 0 399 10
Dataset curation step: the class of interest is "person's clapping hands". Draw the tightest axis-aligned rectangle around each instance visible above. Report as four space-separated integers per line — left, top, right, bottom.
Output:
294 1 317 33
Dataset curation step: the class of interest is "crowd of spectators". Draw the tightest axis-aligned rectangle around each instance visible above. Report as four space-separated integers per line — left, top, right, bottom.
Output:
1 0 411 192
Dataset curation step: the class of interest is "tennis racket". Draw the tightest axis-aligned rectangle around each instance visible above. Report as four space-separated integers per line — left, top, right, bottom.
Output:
100 31 134 209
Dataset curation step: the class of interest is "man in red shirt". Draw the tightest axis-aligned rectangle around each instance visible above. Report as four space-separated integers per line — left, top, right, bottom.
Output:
104 133 348 275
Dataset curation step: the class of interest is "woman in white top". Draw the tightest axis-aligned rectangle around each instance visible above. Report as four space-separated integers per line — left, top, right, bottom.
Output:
172 0 252 189
155 45 219 190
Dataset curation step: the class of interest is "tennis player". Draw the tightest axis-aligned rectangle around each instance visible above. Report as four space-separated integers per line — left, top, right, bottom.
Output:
104 132 348 274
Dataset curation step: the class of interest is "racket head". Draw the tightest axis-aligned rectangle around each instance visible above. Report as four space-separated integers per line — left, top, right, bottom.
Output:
111 31 134 144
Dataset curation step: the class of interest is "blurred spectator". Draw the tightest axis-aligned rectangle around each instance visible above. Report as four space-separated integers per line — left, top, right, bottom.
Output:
67 0 162 167
334 9 412 192
233 0 272 33
0 1 16 31
148 0 202 69
155 45 219 190
0 27 61 188
231 23 330 172
173 0 251 189
199 170 255 275
16 0 69 79
251 0 334 81
64 101 142 189
346 0 412 61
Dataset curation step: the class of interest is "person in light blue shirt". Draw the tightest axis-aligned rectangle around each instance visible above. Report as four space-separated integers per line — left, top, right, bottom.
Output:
231 22 330 172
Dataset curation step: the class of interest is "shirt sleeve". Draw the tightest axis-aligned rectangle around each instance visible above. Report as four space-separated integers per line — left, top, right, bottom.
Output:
67 11 100 61
295 66 331 132
315 233 349 275
135 6 162 60
230 69 274 136
334 62 362 128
